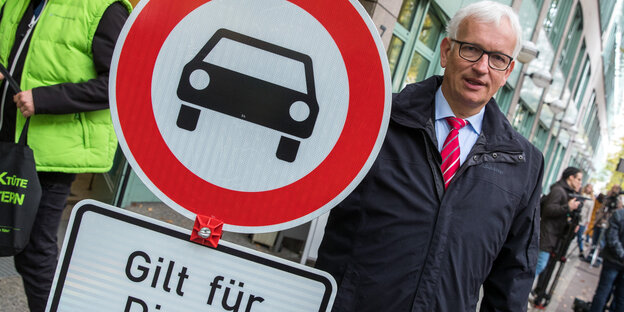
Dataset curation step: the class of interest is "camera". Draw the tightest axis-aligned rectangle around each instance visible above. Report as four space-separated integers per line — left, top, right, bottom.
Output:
603 191 623 211
568 193 591 210
567 193 592 222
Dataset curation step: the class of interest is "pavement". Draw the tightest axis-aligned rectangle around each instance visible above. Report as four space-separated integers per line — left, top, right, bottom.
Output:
527 251 602 312
0 173 605 311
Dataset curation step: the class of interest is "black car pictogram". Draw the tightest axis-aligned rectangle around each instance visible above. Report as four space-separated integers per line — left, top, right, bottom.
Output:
176 28 319 162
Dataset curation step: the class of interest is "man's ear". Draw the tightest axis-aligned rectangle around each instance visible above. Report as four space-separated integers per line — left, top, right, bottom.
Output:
440 37 451 68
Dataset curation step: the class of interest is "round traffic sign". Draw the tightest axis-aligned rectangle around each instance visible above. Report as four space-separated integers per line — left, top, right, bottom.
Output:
110 0 391 232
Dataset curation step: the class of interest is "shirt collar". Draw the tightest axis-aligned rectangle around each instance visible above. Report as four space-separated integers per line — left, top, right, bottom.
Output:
434 87 484 135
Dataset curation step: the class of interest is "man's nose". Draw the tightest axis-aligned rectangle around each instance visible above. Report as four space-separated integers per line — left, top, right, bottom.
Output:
473 54 489 73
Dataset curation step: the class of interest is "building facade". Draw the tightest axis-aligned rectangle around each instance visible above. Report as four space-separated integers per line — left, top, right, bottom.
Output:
361 0 622 191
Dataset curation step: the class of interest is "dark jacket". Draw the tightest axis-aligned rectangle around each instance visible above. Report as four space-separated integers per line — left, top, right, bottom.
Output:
539 180 576 252
594 194 622 229
603 208 624 268
316 76 544 312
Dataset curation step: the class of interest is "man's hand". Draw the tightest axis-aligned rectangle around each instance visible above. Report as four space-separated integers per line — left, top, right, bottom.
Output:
568 198 580 211
0 72 4 80
14 90 35 118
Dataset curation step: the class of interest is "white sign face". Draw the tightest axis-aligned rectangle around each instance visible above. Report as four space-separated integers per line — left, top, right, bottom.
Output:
46 200 336 312
110 0 391 232
151 0 349 192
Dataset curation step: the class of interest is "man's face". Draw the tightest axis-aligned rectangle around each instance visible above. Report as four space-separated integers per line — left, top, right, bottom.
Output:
569 173 583 192
439 17 516 117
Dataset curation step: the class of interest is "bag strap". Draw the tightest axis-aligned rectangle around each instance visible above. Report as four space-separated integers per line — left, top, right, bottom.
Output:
0 63 20 94
17 117 30 146
0 63 30 146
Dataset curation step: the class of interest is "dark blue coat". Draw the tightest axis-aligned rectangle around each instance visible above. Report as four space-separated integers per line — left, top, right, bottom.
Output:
316 76 544 312
604 209 624 268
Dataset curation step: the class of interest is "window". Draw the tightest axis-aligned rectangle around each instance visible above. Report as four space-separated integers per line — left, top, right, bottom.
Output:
543 0 573 50
559 8 583 76
533 0 544 10
398 0 419 29
582 93 596 130
568 43 585 90
573 57 590 109
388 1 447 92
387 35 405 77
404 52 431 85
544 135 557 163
512 101 535 138
495 84 513 115
589 121 600 151
545 143 566 188
532 123 549 151
518 0 544 41
599 0 618 32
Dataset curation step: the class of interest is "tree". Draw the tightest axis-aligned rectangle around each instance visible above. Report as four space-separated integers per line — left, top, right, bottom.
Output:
604 136 624 190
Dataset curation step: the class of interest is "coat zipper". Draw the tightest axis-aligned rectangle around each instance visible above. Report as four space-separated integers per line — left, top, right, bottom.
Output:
0 0 47 134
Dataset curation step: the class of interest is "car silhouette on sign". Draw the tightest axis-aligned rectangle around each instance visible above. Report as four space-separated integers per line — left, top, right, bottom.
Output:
176 28 319 162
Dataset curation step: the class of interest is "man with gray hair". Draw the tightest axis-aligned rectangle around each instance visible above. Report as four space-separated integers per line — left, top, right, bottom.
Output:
316 1 543 311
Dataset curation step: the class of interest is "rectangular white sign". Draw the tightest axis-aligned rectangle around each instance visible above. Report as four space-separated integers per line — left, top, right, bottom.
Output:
47 200 336 312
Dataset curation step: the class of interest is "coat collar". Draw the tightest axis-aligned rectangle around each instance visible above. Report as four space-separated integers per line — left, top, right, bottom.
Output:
391 75 524 153
553 179 575 194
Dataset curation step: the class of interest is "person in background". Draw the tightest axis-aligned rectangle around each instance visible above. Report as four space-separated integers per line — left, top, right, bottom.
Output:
589 185 623 263
578 184 595 258
589 206 624 312
316 1 543 311
534 167 582 277
0 1 131 311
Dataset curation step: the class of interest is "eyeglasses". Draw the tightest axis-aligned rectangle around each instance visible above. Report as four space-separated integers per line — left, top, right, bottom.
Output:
451 39 513 71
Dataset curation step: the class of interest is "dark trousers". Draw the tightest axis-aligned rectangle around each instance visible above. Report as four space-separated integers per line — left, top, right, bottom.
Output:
590 261 624 312
14 172 75 312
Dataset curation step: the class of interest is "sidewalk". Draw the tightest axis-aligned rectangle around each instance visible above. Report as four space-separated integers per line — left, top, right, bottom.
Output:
528 252 602 311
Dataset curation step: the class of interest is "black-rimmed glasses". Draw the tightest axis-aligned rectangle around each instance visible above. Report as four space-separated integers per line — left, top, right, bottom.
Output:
451 39 513 71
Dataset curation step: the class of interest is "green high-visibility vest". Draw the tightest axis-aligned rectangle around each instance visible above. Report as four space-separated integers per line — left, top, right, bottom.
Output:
0 0 131 173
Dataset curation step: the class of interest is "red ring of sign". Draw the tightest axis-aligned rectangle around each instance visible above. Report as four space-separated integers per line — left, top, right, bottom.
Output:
115 0 386 227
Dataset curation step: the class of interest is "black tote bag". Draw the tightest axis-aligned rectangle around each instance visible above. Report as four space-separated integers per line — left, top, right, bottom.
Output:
0 64 42 256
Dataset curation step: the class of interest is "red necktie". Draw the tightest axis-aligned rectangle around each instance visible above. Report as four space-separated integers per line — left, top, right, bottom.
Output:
441 117 468 189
